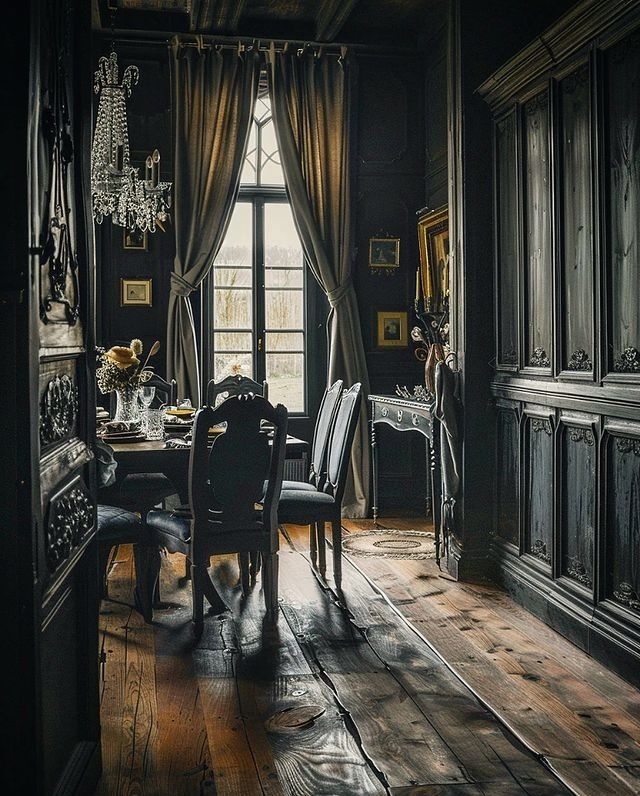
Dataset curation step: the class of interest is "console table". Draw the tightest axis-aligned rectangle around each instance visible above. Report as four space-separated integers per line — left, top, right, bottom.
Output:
368 394 441 562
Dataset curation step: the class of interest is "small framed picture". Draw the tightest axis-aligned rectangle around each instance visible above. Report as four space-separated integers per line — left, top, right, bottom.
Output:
369 237 400 268
121 278 152 307
123 227 148 251
376 310 408 348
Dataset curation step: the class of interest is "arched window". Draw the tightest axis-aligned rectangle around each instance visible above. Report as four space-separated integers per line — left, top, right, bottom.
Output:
205 86 307 413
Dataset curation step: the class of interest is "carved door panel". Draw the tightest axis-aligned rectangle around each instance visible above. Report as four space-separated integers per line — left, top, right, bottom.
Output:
2 0 100 793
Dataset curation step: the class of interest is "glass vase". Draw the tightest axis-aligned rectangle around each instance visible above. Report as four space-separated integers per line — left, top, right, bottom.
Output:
113 386 141 424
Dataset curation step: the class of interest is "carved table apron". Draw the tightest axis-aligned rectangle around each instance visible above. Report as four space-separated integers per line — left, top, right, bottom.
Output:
368 394 441 563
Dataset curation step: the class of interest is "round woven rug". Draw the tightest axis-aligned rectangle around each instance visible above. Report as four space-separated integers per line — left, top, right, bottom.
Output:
342 529 435 559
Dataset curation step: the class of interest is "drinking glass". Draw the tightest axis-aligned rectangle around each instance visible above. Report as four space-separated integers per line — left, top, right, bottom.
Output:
139 386 156 435
177 397 192 410
146 408 165 440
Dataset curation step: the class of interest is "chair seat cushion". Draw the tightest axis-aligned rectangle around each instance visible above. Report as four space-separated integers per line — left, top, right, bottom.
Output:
147 509 191 551
99 473 177 512
277 488 337 524
281 480 316 492
97 504 143 544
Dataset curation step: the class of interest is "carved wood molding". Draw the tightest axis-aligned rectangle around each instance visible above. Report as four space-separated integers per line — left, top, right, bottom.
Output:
39 0 80 326
530 539 551 564
39 374 78 447
531 418 552 435
614 346 640 373
568 427 595 445
567 348 592 371
615 437 640 455
613 581 640 610
46 480 94 572
566 555 592 588
529 347 550 368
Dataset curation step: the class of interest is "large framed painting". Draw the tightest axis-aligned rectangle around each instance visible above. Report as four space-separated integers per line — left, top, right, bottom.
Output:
417 205 449 312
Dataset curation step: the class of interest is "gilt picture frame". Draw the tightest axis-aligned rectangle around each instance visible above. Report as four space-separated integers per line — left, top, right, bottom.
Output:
123 226 148 251
376 310 408 348
121 278 152 307
417 205 449 312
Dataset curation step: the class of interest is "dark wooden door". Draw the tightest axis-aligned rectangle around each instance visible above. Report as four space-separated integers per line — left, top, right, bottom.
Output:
0 0 101 792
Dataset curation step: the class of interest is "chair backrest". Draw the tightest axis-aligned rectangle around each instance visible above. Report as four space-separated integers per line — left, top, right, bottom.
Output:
324 383 362 503
206 374 268 407
189 395 288 540
308 380 343 488
146 373 177 407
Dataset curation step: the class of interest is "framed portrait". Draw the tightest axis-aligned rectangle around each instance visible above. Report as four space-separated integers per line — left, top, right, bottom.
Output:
369 237 400 269
121 278 152 307
376 310 408 348
123 226 148 251
417 205 449 312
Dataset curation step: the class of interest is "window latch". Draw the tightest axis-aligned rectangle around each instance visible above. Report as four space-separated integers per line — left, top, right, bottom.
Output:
258 337 263 352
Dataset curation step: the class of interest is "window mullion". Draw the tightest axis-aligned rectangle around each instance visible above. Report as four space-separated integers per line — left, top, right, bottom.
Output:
254 198 266 383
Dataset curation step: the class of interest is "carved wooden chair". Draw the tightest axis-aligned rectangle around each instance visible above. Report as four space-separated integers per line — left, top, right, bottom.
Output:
142 394 288 632
206 374 268 406
277 383 362 588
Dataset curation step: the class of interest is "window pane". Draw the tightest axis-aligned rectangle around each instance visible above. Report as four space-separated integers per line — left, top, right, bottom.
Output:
214 332 253 352
214 288 252 329
265 332 304 352
255 94 271 123
265 204 303 266
240 123 257 185
260 119 285 186
265 269 303 288
214 353 253 382
214 267 252 288
266 289 303 329
266 354 304 413
214 203 252 265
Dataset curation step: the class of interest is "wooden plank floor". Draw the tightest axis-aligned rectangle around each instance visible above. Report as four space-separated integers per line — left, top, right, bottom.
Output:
95 517 639 795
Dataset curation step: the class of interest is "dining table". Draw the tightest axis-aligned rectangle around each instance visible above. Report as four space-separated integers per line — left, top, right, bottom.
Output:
109 434 309 505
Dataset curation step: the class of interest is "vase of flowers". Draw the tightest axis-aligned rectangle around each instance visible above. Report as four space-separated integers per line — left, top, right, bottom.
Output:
96 338 160 423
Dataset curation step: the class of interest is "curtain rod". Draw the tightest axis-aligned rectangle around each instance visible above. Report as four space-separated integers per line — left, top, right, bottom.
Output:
98 28 421 57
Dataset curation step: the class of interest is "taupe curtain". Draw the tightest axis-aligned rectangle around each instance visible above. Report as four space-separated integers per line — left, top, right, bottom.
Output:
267 45 370 518
167 41 260 404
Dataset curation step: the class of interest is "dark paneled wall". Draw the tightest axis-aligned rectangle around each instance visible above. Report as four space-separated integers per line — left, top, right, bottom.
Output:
96 41 174 380
482 1 640 684
353 51 434 511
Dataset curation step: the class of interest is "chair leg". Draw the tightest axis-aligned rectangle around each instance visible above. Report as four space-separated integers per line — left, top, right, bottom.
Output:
309 524 318 569
249 551 261 585
262 552 279 619
238 552 251 596
98 544 112 600
184 555 192 581
191 562 204 634
133 544 161 623
316 522 327 578
196 562 228 615
332 519 342 590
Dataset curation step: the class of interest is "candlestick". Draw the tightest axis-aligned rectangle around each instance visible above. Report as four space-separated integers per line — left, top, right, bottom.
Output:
415 268 421 306
145 155 153 184
151 149 160 188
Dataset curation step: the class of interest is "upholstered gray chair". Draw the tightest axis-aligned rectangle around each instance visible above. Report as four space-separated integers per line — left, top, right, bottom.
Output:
277 383 362 588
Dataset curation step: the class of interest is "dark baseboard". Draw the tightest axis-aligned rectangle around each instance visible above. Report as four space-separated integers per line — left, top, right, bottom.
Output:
494 545 640 689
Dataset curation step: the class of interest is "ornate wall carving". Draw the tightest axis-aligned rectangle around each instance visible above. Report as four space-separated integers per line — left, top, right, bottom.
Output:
39 374 78 447
46 481 93 572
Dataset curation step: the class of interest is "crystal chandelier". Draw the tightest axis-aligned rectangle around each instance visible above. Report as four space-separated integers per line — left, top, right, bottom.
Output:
91 52 172 233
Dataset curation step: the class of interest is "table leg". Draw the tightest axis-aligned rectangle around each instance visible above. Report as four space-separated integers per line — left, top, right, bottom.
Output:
370 419 379 523
430 430 442 567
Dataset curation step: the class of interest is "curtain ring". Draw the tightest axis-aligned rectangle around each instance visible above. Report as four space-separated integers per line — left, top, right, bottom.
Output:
195 34 203 54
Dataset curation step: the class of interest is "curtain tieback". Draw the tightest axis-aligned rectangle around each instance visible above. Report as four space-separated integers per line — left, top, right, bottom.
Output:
327 278 353 309
170 272 196 298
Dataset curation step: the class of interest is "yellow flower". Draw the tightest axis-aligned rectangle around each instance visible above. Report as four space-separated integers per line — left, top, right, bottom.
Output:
130 338 143 355
105 346 139 369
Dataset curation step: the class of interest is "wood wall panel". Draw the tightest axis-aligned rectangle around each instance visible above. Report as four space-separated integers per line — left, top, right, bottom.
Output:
495 403 519 545
560 422 596 590
560 63 594 373
525 414 554 568
606 31 640 375
496 110 519 368
606 433 640 612
523 91 553 370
